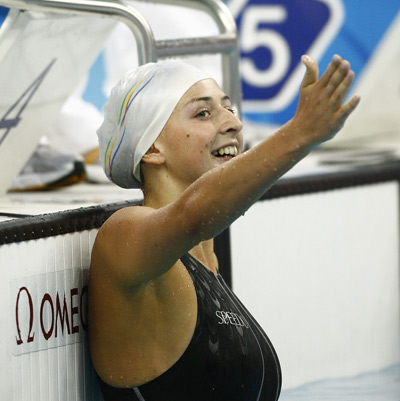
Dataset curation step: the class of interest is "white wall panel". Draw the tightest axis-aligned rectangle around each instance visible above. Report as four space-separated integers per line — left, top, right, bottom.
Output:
2 182 399 396
1 229 103 401
231 182 400 389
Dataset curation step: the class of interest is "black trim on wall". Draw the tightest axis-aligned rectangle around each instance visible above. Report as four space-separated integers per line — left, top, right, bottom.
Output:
214 228 232 286
1 160 400 288
0 200 140 245
262 160 400 200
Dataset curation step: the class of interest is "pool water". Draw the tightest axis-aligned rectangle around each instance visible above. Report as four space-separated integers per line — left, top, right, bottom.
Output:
280 364 400 401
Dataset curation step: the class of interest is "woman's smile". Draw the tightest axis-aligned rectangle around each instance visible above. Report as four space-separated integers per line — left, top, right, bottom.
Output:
211 143 239 158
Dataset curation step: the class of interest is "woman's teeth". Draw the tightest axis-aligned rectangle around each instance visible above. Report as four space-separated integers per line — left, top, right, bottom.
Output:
213 146 238 157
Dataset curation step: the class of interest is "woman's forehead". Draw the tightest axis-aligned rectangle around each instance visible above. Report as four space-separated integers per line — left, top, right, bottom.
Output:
180 78 229 106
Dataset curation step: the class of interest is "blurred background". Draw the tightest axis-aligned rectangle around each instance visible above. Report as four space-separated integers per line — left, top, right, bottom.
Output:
0 1 399 400
81 0 400 151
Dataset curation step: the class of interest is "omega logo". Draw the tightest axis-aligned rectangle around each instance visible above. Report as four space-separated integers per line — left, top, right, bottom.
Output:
12 269 89 355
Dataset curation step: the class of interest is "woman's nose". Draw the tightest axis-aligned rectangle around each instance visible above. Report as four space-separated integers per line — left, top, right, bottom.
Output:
220 109 243 137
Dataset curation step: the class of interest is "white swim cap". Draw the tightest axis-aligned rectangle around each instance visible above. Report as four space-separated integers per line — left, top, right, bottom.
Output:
97 59 210 188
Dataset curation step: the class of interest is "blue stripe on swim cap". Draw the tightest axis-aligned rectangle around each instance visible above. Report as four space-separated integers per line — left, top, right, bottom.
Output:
119 73 156 128
111 73 157 181
110 126 127 175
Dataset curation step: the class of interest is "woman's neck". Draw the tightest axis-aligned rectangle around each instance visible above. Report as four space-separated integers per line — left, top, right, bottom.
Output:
142 171 190 209
142 175 218 274
193 241 219 273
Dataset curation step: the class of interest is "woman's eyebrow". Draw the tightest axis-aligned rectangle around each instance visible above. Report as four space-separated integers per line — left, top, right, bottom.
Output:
185 95 231 106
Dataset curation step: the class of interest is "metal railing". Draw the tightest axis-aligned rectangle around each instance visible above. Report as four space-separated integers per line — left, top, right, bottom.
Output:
0 0 241 112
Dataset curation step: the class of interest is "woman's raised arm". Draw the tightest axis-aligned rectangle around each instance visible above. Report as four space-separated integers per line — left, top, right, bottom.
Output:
178 55 360 238
92 55 360 288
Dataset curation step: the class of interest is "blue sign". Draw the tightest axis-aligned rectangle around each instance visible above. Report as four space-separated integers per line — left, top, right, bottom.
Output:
0 7 9 27
233 0 339 105
230 0 344 121
83 0 399 129
228 0 400 126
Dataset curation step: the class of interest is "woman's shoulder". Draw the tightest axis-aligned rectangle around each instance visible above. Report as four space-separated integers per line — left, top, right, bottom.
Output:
95 204 154 243
91 200 203 287
104 204 153 226
91 205 156 284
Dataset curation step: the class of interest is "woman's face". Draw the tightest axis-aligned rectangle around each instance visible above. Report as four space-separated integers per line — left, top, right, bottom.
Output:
155 78 243 185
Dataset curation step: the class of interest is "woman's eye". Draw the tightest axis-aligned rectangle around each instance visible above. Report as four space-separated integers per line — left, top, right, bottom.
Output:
226 107 236 115
196 110 210 118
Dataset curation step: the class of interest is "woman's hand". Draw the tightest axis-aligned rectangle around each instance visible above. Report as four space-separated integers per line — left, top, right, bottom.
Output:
292 54 361 147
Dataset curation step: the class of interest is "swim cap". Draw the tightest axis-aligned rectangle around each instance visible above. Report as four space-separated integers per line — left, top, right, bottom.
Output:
97 59 210 188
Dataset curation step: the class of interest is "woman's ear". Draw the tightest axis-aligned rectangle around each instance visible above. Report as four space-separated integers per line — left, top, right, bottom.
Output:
141 143 165 166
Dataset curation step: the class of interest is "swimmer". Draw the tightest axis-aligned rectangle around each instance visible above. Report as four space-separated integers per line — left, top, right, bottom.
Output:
89 55 360 401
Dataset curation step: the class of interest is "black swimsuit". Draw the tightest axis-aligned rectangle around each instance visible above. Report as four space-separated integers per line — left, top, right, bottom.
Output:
98 253 281 401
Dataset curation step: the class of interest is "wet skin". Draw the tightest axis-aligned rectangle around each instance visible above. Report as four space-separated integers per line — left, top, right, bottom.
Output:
89 54 360 391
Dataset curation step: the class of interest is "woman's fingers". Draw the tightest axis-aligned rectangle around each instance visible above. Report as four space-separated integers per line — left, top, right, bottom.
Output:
301 55 319 88
294 54 361 143
317 55 358 115
330 68 355 109
326 59 351 98
339 94 361 120
318 54 342 87
301 54 353 100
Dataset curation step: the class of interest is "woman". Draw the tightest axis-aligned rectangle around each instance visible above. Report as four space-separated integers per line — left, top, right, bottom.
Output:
89 55 360 401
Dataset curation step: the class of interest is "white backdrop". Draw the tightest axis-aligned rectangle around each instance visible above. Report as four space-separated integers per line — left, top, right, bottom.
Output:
1 230 104 401
231 182 400 389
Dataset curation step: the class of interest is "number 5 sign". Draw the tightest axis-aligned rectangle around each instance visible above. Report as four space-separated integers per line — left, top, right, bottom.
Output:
229 0 344 113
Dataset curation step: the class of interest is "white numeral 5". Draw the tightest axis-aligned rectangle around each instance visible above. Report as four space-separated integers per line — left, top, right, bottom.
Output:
240 5 291 87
